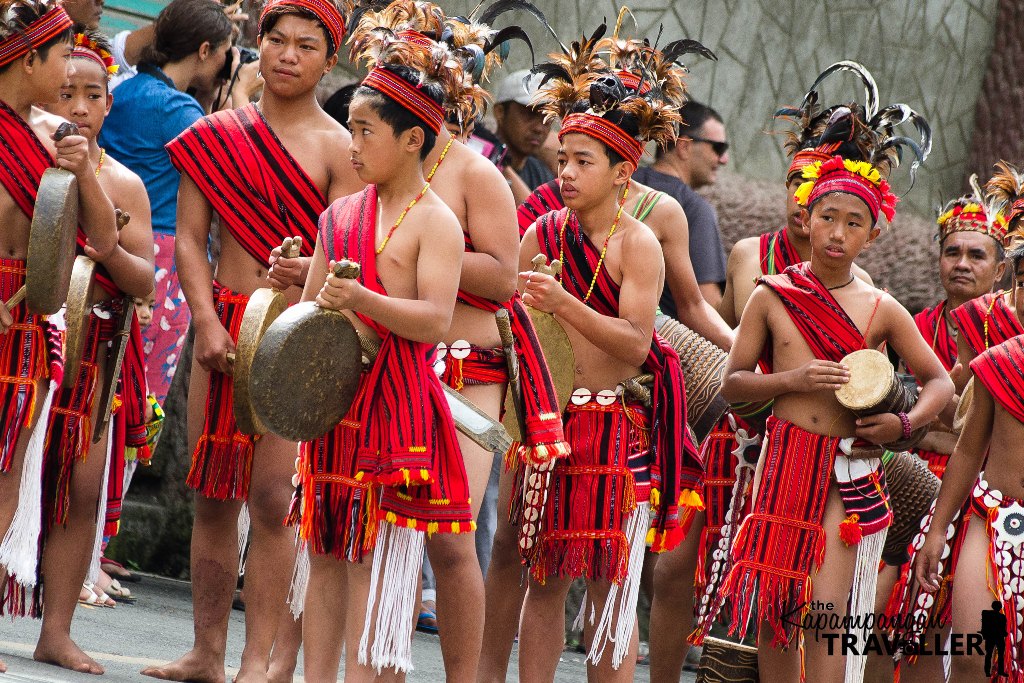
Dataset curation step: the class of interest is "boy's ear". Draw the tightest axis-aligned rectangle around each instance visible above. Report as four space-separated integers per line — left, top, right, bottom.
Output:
996 261 1007 282
865 224 882 246
323 53 338 77
798 208 811 233
613 160 634 187
404 125 425 155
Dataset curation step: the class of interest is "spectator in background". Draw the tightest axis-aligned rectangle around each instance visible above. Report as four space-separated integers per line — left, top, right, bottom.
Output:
61 0 103 29
491 69 554 204
635 100 729 308
98 0 258 405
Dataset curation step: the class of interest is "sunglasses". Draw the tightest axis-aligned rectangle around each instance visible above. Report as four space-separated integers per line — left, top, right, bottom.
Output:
688 136 729 157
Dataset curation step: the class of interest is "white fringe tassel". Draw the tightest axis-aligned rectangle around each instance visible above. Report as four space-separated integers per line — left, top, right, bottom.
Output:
288 536 310 620
87 418 115 585
844 527 887 683
359 522 424 674
0 380 56 587
587 502 651 669
237 504 251 576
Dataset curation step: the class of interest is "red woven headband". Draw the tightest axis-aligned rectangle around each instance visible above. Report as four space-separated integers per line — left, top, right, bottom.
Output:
0 6 72 69
787 148 833 180
362 66 444 134
397 29 434 48
559 112 644 168
616 71 651 95
259 0 345 54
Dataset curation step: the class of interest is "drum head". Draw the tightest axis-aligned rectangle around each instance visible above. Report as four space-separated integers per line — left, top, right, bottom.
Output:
62 255 96 389
502 308 574 442
27 169 79 315
233 288 288 435
250 303 363 442
835 349 892 410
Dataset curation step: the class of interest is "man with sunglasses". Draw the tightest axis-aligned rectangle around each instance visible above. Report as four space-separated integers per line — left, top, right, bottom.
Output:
635 100 729 307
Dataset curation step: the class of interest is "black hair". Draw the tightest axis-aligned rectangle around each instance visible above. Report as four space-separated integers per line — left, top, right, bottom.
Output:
1010 242 1024 273
656 100 722 159
259 5 337 56
140 0 232 67
323 83 358 130
0 0 73 74
351 65 442 161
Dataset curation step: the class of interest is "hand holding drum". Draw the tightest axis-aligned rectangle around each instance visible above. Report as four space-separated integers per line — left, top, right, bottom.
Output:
835 349 927 450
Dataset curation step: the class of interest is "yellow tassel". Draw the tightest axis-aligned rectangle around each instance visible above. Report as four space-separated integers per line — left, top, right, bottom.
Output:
451 522 460 533
427 522 439 535
406 518 417 529
649 487 661 508
385 511 397 524
678 489 705 510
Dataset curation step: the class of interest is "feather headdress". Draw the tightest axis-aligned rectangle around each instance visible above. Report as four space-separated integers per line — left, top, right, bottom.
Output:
986 160 1024 248
776 61 931 191
935 173 1008 244
530 8 715 165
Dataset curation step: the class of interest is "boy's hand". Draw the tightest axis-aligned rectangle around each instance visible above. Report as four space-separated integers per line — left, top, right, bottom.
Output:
316 261 364 312
0 301 12 335
520 271 569 315
53 130 92 178
855 413 904 445
194 318 235 375
267 247 305 290
790 359 849 392
914 530 944 593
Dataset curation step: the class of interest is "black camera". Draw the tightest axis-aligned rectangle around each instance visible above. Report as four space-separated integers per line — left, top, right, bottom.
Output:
218 46 259 82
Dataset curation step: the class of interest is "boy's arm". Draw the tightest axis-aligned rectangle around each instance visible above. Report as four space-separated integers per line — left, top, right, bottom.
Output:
915 381 994 592
521 228 662 368
952 332 977 393
654 200 733 350
300 235 329 303
721 286 849 403
317 204 463 343
174 175 231 374
459 156 518 302
857 297 955 445
86 173 155 298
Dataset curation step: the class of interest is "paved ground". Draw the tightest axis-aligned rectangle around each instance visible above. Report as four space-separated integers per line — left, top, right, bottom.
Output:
0 574 698 681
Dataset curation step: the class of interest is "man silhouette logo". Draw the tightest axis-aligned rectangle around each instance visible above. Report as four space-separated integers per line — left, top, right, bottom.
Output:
982 600 1008 677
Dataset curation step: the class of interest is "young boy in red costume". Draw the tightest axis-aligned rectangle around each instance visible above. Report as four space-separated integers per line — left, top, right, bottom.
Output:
518 25 704 681
295 36 483 681
722 148 953 679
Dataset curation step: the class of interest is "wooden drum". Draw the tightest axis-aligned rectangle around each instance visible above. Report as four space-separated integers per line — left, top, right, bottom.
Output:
655 314 729 443
880 450 939 565
695 636 759 683
835 349 927 451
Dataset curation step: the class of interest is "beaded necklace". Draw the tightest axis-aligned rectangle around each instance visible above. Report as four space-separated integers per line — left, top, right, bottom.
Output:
94 148 105 177
374 137 454 255
558 183 629 304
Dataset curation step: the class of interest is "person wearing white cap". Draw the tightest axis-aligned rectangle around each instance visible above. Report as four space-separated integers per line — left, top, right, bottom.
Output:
490 69 555 202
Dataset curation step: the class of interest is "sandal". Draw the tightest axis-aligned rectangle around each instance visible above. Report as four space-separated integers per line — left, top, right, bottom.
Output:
78 583 98 606
416 600 438 634
104 578 136 604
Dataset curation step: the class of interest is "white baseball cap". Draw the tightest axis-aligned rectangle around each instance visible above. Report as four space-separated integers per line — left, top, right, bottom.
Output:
491 69 541 106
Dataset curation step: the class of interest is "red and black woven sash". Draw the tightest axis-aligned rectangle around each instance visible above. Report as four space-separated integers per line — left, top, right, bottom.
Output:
458 230 566 453
322 187 460 486
971 335 1024 424
535 207 700 551
166 103 324 266
758 262 867 362
517 179 563 237
913 301 957 371
758 227 802 276
949 291 1024 356
0 101 52 220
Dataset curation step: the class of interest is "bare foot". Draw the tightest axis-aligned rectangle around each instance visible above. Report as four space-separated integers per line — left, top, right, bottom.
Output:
233 666 269 683
34 632 104 675
266 664 295 683
141 650 225 683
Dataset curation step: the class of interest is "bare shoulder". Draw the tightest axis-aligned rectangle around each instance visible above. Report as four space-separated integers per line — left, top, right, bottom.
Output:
452 141 505 184
104 156 146 195
620 214 662 257
28 107 64 151
641 190 686 239
314 112 352 152
744 283 777 318
852 262 874 286
418 191 461 237
729 235 760 263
